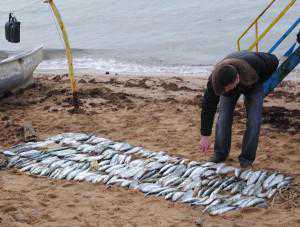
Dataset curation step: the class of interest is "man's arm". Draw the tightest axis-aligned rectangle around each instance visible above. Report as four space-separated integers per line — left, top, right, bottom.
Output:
200 77 220 136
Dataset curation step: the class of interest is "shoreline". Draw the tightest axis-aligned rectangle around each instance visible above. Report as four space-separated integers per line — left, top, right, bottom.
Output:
35 68 300 81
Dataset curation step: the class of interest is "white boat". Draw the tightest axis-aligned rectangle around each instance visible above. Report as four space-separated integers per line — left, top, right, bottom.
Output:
0 46 43 96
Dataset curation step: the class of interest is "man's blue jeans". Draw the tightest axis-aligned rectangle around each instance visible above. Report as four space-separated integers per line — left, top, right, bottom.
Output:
214 84 263 166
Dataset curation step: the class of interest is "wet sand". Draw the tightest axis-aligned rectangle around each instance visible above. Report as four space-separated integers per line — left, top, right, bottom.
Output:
0 74 299 226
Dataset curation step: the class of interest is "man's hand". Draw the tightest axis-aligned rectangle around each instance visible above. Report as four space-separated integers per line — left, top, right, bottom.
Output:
199 136 211 154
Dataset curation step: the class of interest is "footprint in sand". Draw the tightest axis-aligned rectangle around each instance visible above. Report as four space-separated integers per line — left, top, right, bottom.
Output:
240 207 261 214
61 182 75 188
47 193 58 199
2 205 17 213
39 201 48 207
12 212 29 223
41 214 55 222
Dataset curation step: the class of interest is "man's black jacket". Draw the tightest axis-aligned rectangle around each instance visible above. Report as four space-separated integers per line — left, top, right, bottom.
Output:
201 51 279 136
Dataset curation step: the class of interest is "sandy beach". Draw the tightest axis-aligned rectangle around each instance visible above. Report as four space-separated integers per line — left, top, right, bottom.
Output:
0 73 299 227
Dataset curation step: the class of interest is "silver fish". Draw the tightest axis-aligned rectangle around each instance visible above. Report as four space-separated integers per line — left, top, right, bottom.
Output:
267 174 284 189
124 156 132 164
181 197 201 204
224 182 236 191
247 171 262 185
106 176 121 185
162 175 180 187
187 161 200 168
156 188 177 197
267 188 277 199
20 162 39 172
242 184 256 196
140 170 157 181
216 166 236 175
102 174 114 184
158 163 174 174
77 172 95 181
233 198 251 207
201 162 216 167
146 162 164 171
19 150 42 158
203 199 222 213
240 169 252 180
66 168 85 180
171 192 184 202
169 178 184 187
40 167 51 176
110 142 132 152
40 156 60 165
165 192 176 200
145 186 169 196
209 206 237 215
178 178 192 189
105 164 125 174
277 180 291 189
57 165 78 179
198 194 218 206
246 184 261 196
138 183 161 193
263 172 277 189
2 150 16 157
234 168 241 178
255 171 268 187
182 166 198 178
133 167 147 180
49 168 61 178
98 164 112 172
203 169 215 177
128 180 139 189
179 190 193 201
124 146 143 155
172 164 187 177
162 165 178 176
207 178 219 187
200 179 210 186
120 179 132 187
182 180 201 192
197 187 207 198
219 176 236 189
284 176 294 181
109 154 120 165
244 198 265 207
214 163 225 171
98 160 111 166
189 167 207 180
191 196 209 206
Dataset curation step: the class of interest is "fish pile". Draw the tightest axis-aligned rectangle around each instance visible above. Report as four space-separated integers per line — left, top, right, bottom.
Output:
1 133 294 215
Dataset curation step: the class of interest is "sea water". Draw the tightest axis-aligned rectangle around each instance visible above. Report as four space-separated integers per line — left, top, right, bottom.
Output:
0 0 299 76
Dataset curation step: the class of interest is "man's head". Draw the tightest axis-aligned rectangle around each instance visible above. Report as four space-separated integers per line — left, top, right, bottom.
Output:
211 64 239 95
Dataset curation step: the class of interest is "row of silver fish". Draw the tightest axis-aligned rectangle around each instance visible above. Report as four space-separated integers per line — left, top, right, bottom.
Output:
1 133 294 215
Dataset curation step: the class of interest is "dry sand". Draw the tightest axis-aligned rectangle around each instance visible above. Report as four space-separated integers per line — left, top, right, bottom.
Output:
0 74 299 227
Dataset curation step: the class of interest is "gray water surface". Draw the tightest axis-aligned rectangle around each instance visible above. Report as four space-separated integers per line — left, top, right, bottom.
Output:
0 0 299 75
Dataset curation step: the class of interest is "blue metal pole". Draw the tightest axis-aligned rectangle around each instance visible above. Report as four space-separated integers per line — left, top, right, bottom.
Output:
269 18 299 54
264 45 300 95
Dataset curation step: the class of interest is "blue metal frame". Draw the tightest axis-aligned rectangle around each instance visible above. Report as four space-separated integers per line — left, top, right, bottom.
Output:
269 17 299 54
264 45 300 95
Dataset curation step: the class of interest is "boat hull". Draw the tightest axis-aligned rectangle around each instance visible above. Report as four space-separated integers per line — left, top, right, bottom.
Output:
0 46 43 96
